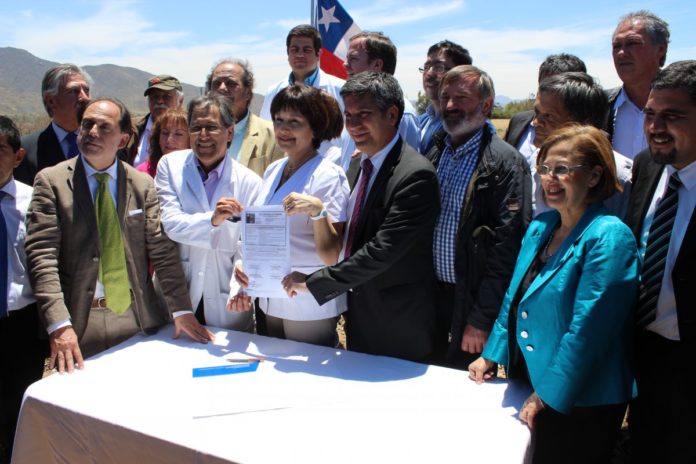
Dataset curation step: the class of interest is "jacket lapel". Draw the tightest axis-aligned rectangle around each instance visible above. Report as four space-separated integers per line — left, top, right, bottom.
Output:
522 204 605 302
116 161 129 228
183 154 210 210
71 158 98 232
237 115 257 168
627 156 663 238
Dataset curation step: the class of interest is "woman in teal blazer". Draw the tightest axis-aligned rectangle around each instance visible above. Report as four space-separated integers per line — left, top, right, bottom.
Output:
470 125 639 464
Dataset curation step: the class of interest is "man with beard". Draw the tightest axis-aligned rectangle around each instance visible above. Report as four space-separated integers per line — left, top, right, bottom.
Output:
127 75 184 165
626 60 696 464
14 64 92 185
419 41 472 155
426 65 531 369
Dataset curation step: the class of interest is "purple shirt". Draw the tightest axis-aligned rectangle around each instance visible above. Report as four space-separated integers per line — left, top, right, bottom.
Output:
196 155 227 204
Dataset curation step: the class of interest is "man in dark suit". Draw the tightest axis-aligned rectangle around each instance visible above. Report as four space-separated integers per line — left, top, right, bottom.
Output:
14 64 92 185
126 75 184 166
283 72 440 362
606 11 669 159
627 61 696 464
504 53 586 165
25 97 213 374
427 65 531 369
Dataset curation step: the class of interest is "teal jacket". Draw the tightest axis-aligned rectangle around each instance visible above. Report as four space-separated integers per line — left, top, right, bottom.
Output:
482 203 639 414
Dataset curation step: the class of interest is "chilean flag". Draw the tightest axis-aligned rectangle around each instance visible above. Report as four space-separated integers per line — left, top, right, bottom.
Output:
316 0 361 80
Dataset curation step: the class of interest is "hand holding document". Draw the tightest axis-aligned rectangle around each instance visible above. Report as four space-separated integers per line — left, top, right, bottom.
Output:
241 205 291 298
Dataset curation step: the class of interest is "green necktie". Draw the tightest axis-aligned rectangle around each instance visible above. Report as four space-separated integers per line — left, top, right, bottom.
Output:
94 173 131 314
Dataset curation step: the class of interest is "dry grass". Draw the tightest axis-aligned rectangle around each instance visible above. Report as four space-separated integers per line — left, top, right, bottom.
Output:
491 119 510 138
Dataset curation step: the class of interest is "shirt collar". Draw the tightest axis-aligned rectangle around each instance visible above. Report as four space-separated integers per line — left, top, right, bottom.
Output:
0 177 17 199
289 67 319 86
444 127 484 159
51 121 78 143
81 155 119 179
359 133 400 174
615 86 642 111
195 153 227 181
235 110 250 133
670 159 696 192
426 104 439 119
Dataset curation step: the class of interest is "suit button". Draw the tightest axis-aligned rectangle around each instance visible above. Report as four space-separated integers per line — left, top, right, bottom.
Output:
92 256 99 262
520 331 528 339
526 345 534 352
521 311 528 319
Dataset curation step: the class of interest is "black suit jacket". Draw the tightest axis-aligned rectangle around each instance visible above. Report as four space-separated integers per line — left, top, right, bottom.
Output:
503 110 534 149
306 139 440 361
626 150 696 355
15 124 66 185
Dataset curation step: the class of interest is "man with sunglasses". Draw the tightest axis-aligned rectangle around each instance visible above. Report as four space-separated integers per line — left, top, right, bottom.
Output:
530 72 633 218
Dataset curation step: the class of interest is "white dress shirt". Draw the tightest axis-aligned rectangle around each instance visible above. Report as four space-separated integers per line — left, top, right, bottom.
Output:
641 160 696 340
611 87 648 159
134 115 154 166
1 178 35 312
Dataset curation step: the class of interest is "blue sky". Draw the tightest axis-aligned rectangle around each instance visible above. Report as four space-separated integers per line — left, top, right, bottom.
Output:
1 0 693 101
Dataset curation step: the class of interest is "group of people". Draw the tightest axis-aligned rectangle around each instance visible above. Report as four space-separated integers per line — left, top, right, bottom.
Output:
1 8 694 464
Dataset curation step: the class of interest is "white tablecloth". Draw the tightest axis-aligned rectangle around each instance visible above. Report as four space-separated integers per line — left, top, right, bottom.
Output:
13 324 531 463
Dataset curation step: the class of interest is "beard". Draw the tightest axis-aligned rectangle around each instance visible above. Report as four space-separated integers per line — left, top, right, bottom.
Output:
649 146 677 165
442 110 485 140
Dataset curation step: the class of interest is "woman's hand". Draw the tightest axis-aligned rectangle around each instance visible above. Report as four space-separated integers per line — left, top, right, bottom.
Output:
468 357 496 384
234 261 249 288
519 392 545 429
283 192 323 217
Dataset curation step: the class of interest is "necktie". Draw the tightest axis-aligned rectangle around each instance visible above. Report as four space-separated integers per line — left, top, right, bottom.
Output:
636 172 682 329
0 191 8 318
65 132 79 158
94 173 131 314
344 158 374 258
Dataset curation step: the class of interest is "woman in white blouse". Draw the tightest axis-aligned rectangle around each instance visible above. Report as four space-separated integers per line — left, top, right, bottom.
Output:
229 84 349 347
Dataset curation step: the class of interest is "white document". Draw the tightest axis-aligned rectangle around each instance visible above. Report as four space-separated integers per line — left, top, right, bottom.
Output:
242 205 291 298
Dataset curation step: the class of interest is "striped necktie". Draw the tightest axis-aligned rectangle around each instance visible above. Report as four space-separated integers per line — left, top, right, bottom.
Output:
636 172 681 329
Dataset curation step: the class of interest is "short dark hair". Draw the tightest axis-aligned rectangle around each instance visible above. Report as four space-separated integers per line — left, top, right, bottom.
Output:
187 94 235 129
286 25 321 53
427 40 473 66
618 10 670 66
78 97 132 135
538 54 586 82
651 60 696 106
538 72 608 129
41 63 93 117
350 31 397 75
205 58 255 93
0 115 22 152
340 72 405 127
270 83 343 150
537 124 621 204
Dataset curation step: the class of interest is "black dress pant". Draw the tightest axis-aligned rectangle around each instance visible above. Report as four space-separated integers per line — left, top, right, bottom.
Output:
630 330 696 464
526 402 627 464
0 303 48 464
429 281 479 370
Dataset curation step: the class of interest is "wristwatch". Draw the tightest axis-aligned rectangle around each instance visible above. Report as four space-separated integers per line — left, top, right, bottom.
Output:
310 208 328 221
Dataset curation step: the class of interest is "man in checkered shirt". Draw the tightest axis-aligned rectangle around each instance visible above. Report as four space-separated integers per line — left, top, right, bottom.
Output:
425 65 531 370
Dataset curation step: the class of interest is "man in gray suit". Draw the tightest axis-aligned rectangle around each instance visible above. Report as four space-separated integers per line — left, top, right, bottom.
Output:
25 97 213 374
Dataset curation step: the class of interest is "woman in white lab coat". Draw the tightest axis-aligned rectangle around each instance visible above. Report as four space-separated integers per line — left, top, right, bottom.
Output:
229 84 349 347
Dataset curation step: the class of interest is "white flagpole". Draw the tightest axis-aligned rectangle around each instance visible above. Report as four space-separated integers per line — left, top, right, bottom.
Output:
311 0 317 27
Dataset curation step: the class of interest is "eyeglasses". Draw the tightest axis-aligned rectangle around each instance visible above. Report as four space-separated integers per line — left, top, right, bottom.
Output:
419 63 451 74
189 124 223 134
537 164 586 177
